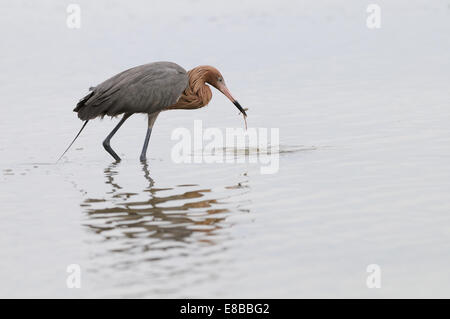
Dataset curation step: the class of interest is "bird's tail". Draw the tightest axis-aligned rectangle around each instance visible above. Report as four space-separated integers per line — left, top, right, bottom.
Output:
56 120 89 163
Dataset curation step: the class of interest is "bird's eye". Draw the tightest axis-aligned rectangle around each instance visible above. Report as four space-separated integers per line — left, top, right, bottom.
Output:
218 77 223 82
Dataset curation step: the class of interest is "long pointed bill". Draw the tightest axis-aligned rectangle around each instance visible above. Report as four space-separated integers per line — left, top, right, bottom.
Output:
219 85 248 130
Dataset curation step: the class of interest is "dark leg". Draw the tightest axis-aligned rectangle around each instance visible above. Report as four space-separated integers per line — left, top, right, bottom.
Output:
140 127 152 162
140 113 159 162
103 113 131 161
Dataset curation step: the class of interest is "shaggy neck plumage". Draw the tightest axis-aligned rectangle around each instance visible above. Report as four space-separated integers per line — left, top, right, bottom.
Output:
167 66 216 110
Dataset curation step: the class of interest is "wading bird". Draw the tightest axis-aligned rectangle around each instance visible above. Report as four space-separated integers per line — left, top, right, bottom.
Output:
58 61 247 162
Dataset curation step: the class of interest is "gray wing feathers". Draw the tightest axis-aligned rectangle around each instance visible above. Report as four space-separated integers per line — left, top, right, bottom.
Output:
74 62 188 120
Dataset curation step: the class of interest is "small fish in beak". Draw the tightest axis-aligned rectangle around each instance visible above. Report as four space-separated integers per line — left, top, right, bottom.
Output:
218 83 248 130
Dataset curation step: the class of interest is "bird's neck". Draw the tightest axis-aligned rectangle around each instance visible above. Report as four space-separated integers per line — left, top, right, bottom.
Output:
168 66 213 110
187 66 215 93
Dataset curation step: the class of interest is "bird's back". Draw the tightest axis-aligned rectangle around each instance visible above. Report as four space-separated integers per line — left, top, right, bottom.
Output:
74 62 189 120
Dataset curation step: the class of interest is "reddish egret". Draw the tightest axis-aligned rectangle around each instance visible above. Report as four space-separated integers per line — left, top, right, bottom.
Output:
58 61 247 162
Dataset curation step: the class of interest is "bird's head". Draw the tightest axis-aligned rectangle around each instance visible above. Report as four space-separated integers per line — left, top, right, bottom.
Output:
201 66 247 118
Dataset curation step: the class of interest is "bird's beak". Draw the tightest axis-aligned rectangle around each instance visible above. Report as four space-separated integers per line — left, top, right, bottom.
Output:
218 84 247 117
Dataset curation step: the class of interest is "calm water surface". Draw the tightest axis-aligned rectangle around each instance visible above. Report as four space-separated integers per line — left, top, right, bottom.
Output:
1 0 450 297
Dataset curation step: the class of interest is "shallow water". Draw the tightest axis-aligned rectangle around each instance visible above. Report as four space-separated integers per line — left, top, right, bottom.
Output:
1 0 450 298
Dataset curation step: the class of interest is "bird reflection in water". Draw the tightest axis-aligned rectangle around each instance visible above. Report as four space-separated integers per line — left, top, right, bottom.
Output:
81 162 250 254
